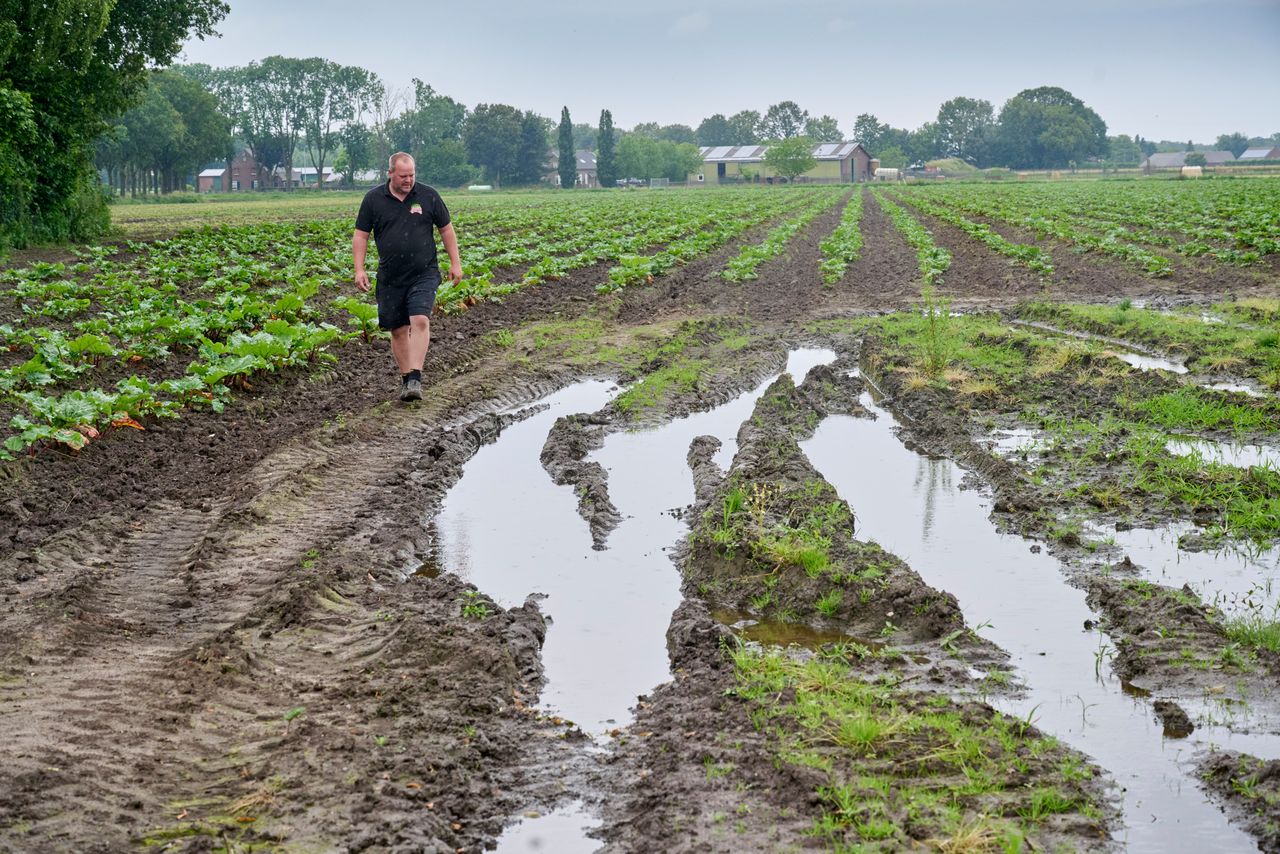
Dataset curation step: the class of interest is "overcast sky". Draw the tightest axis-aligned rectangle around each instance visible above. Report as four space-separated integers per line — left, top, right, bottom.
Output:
179 0 1280 143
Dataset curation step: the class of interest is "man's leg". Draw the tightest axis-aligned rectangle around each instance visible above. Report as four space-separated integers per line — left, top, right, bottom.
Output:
406 314 430 370
389 324 412 373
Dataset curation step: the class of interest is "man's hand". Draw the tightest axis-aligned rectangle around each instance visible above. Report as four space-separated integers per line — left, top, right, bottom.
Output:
355 269 370 292
448 265 463 286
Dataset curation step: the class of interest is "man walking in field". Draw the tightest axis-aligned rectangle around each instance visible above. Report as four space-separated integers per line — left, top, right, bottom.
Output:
353 152 462 401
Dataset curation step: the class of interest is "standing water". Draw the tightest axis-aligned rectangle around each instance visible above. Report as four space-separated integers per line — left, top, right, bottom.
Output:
802 394 1277 853
433 350 834 849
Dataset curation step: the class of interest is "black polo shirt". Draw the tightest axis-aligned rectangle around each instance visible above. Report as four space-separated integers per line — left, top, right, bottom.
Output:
354 181 451 287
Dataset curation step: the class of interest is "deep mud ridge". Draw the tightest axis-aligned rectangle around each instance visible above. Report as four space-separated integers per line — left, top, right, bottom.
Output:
2 186 1279 853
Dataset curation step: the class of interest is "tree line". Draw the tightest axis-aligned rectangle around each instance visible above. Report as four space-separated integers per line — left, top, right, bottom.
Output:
6 2 1279 253
1 0 228 251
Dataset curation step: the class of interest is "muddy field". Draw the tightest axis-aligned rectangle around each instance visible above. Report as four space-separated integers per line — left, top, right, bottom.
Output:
2 189 1279 852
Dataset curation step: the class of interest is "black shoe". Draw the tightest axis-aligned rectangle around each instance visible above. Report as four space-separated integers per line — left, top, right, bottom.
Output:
400 378 422 401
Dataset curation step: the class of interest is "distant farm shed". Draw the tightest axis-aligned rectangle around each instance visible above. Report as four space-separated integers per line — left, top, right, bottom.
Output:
1140 151 1235 170
1239 147 1280 161
692 141 871 184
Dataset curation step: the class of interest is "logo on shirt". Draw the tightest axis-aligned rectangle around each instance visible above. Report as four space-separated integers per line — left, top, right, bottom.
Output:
409 203 423 215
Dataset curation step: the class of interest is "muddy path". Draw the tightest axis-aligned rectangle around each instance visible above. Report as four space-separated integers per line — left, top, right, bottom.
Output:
2 191 1279 852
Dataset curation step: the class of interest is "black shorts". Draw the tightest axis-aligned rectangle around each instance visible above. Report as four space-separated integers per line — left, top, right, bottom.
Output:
376 268 440 330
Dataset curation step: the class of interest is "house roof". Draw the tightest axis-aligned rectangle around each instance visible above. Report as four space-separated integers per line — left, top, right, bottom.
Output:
699 142 866 163
1239 147 1280 160
576 150 597 170
1144 150 1236 168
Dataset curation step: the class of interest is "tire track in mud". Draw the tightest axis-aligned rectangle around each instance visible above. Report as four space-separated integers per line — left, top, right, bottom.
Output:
0 353 601 850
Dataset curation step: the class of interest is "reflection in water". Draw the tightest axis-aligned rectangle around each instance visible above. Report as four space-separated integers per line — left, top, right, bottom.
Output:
1165 437 1280 471
1106 524 1280 619
802 393 1273 853
912 456 952 543
494 801 601 854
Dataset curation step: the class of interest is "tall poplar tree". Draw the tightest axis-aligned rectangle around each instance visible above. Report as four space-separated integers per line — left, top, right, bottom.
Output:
597 109 617 188
557 106 575 189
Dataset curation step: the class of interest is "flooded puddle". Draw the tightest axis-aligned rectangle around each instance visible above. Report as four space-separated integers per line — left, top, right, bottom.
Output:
713 609 885 650
1166 437 1280 471
432 350 834 849
802 393 1276 852
492 801 601 853
1111 350 1190 374
989 426 1045 457
1207 381 1267 398
1104 523 1280 619
1010 319 1189 374
433 351 832 732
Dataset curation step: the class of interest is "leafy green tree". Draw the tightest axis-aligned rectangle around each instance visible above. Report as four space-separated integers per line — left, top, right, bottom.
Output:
417 139 475 187
668 142 704 182
617 136 703 182
1215 132 1249 157
696 113 734 146
876 145 907 169
852 113 891 152
337 123 372 186
761 101 808 140
629 121 660 139
557 106 576 188
1106 134 1142 166
726 109 761 145
597 109 617 188
1185 152 1207 166
464 103 523 187
935 96 993 163
297 59 380 188
909 122 944 164
657 123 695 144
572 122 597 152
513 111 550 185
992 87 1107 169
804 114 841 142
764 136 815 181
387 80 469 185
1 0 227 247
616 134 657 181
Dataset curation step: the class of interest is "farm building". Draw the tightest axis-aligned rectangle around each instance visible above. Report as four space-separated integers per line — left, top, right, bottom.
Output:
692 142 872 185
546 150 599 188
196 168 225 193
1140 150 1236 170
1239 147 1280 161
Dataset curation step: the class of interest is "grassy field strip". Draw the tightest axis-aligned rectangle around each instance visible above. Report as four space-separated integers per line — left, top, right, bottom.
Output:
818 189 865 283
720 188 847 282
890 192 1054 277
1014 300 1280 389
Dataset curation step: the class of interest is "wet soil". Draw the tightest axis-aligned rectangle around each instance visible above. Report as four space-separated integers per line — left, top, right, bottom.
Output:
860 340 1280 697
1 189 1276 852
1199 750 1280 853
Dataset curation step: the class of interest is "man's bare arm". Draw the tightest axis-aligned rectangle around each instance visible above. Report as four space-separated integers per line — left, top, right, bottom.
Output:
352 229 371 292
440 223 462 285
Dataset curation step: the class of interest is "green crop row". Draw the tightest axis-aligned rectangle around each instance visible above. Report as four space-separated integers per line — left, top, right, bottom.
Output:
874 191 951 287
721 188 846 282
818 189 865 283
892 192 1054 277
